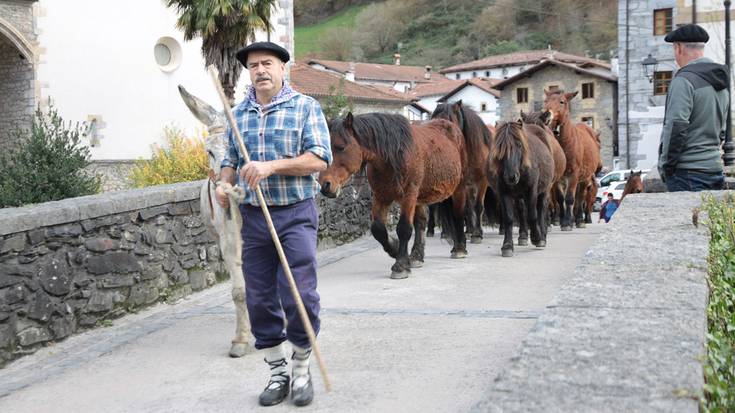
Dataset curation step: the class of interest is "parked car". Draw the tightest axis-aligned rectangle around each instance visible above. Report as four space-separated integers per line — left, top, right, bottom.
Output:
593 169 650 211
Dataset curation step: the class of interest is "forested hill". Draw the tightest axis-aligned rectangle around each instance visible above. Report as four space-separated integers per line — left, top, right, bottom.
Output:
294 0 617 68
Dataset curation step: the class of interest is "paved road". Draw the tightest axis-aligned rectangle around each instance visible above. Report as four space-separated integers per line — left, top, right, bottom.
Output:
0 224 603 413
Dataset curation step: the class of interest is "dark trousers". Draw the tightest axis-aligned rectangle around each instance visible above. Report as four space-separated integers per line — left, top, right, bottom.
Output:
240 198 320 350
666 169 725 192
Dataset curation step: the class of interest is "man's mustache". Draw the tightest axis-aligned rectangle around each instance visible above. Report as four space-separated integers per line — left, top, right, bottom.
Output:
256 75 271 82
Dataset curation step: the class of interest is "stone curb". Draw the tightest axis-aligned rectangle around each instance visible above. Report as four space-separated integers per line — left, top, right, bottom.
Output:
473 191 714 412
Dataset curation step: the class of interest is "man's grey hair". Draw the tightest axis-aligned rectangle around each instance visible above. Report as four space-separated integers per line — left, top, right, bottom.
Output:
681 42 706 50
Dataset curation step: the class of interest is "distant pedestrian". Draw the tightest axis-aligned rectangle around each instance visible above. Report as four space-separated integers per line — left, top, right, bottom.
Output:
658 24 729 192
216 41 332 407
598 193 619 223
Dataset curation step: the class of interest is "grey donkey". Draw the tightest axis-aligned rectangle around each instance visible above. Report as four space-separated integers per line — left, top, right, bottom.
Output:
178 85 251 357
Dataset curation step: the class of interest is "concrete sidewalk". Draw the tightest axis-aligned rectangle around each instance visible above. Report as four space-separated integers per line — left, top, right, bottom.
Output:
0 224 603 413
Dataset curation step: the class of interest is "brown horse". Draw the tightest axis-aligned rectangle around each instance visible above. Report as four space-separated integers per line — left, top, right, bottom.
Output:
431 100 495 243
520 110 567 226
488 121 554 257
543 90 601 231
318 113 468 279
621 170 644 200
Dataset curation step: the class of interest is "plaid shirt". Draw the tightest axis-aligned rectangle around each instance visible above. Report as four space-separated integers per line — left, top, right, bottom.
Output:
221 82 332 206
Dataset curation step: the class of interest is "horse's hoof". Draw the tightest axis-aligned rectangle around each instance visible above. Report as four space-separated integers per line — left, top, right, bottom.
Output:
561 226 573 232
470 236 483 244
390 271 410 279
410 259 424 268
501 249 514 257
451 250 467 259
534 240 547 248
229 342 252 358
518 238 529 246
576 223 586 229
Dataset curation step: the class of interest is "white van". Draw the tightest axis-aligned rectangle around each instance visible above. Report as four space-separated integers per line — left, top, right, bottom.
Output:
593 169 650 211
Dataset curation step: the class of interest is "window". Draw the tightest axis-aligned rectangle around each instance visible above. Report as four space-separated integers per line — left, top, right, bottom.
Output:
485 71 490 77
153 37 183 72
582 82 595 99
653 8 673 36
654 71 673 95
472 71 477 77
481 102 488 112
582 116 594 128
517 88 529 103
455 73 461 80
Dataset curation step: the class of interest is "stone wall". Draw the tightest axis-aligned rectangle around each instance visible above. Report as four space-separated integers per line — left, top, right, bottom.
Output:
85 160 137 192
0 177 378 366
497 65 617 168
474 192 711 412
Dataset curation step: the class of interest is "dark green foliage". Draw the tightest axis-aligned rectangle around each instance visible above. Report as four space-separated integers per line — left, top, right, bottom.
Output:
321 82 354 122
702 194 735 411
0 102 100 208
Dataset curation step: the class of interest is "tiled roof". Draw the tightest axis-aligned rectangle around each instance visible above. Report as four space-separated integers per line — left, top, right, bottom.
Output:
434 78 501 102
407 79 466 97
491 59 618 90
439 50 611 74
290 63 413 104
308 59 437 83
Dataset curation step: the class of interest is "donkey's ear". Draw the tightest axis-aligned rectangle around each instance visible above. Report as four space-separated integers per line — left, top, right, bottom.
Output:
344 112 354 130
566 91 579 100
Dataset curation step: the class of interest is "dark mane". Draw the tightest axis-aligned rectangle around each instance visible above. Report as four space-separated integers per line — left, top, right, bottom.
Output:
432 102 490 152
521 110 550 128
493 122 529 166
331 113 414 182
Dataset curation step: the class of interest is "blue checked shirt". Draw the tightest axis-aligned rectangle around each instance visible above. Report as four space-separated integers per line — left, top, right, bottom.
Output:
221 82 332 206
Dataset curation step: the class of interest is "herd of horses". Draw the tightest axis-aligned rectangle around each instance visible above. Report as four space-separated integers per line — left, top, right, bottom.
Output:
318 89 633 279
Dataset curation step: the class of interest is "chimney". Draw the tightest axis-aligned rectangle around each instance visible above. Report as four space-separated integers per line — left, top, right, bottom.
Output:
424 65 432 80
345 62 356 82
394 53 401 65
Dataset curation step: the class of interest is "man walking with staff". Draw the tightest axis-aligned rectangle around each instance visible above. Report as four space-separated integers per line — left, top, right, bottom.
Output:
214 41 332 407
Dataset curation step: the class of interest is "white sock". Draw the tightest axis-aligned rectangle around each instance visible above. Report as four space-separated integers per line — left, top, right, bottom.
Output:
291 344 312 389
263 342 288 389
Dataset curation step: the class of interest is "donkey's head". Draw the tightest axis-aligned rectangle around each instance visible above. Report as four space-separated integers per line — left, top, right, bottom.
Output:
178 85 228 175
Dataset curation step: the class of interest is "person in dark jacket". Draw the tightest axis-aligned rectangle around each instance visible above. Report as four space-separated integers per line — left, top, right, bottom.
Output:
598 193 619 223
658 24 730 192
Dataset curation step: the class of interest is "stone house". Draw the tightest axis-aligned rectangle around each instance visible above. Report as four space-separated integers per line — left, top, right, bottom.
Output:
617 0 733 169
493 59 619 168
439 50 612 81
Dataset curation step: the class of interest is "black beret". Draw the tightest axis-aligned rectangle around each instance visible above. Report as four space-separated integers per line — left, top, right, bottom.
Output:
664 24 709 43
235 42 290 66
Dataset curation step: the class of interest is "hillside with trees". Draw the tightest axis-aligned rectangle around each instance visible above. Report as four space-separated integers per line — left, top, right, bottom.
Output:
294 0 617 68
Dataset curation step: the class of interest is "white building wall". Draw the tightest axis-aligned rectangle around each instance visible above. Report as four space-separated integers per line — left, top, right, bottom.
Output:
35 0 286 160
443 86 499 125
443 65 526 80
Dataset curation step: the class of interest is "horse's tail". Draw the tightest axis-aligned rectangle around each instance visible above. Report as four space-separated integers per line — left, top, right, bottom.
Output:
437 196 458 244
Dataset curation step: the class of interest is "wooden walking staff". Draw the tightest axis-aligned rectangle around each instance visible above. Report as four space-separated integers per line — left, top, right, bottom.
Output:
207 65 332 392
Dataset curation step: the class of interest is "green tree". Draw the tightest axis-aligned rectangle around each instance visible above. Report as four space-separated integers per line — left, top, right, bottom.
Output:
321 81 354 121
0 101 100 208
165 0 277 104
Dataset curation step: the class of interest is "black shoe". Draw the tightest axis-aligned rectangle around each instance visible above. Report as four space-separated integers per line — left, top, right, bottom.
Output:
291 373 313 407
259 376 290 407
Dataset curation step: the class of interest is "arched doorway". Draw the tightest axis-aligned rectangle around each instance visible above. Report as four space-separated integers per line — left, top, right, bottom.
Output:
0 16 36 148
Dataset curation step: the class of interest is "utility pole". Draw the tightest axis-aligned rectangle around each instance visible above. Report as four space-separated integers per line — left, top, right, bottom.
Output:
693 0 697 24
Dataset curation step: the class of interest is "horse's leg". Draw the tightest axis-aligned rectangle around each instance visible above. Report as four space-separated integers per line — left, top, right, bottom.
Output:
534 191 548 247
517 198 529 246
390 195 418 279
526 188 542 247
500 194 515 257
574 183 587 228
470 181 487 244
426 204 436 237
554 182 565 227
370 200 399 259
450 186 468 258
561 176 577 231
410 204 427 268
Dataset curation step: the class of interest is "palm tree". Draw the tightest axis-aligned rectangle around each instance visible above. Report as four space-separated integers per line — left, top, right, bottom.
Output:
165 0 277 104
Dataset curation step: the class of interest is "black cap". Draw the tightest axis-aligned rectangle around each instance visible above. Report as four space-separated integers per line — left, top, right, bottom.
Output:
235 42 290 66
664 24 710 43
